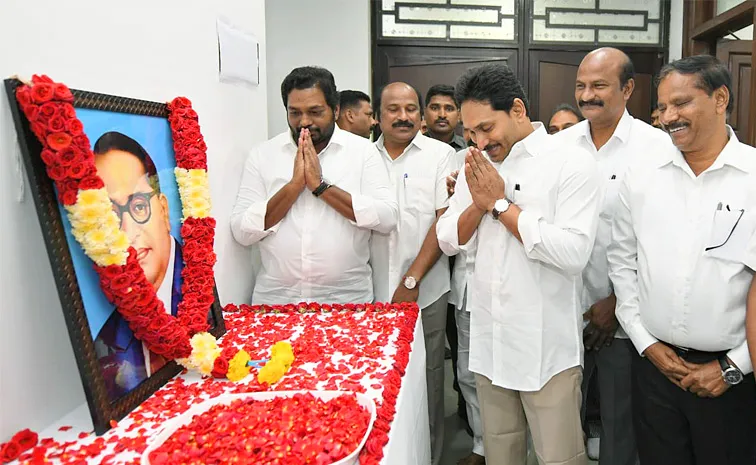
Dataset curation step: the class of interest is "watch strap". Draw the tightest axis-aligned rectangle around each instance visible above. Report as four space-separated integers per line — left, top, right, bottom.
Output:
718 356 730 372
312 180 332 197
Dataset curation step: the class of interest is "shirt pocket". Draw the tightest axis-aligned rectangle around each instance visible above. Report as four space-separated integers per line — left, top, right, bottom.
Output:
704 208 756 263
403 177 436 214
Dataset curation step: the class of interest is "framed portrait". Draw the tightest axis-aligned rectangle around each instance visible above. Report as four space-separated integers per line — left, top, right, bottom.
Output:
4 78 225 435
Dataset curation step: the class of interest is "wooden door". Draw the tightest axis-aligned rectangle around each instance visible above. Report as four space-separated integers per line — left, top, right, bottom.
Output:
373 46 518 108
717 39 753 141
528 50 664 124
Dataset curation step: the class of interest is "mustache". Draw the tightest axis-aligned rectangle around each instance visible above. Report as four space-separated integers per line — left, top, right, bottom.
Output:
482 143 499 152
434 118 449 124
579 100 604 108
664 121 689 132
392 120 414 128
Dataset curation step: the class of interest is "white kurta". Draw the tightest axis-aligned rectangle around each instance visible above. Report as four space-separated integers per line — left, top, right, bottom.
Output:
437 123 601 391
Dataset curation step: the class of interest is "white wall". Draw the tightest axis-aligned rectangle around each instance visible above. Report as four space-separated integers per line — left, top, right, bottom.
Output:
0 0 267 440
265 0 371 137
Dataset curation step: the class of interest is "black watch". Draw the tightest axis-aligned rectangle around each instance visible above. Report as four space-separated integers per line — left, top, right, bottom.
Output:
312 180 332 197
719 356 743 385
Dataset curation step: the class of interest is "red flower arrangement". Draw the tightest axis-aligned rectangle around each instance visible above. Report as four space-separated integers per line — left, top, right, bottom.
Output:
148 393 371 465
7 303 419 464
14 76 223 369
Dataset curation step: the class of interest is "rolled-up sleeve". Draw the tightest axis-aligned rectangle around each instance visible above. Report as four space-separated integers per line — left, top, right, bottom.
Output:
438 168 475 257
608 170 658 355
519 151 600 276
353 144 398 234
229 148 278 246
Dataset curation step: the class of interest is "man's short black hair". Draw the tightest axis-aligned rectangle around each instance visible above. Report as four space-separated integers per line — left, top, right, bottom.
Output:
618 52 635 89
281 66 339 111
93 131 160 192
375 83 424 121
657 55 733 114
425 84 458 108
339 90 371 112
455 64 530 115
552 103 583 121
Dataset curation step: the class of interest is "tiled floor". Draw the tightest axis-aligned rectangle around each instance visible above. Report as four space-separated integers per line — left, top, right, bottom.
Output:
439 360 598 465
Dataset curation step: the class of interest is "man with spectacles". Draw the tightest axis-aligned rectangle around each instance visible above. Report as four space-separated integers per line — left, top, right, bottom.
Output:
608 55 756 465
92 131 183 399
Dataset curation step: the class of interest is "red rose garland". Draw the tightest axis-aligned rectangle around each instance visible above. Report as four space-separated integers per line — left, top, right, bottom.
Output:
15 76 216 361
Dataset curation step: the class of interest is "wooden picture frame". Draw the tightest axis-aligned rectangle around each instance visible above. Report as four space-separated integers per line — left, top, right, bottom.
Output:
4 78 225 435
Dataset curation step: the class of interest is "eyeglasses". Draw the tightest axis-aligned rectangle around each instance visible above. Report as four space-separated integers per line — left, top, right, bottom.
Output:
705 208 745 252
111 191 158 228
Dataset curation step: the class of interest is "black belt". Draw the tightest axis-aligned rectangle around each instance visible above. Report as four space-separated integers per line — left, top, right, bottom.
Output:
660 341 728 364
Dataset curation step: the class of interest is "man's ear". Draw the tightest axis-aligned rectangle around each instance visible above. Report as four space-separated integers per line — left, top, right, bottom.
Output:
622 78 635 102
334 104 340 122
158 193 171 233
714 85 730 116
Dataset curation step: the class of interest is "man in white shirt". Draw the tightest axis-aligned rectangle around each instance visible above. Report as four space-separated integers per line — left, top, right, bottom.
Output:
371 82 455 465
608 55 756 465
438 63 600 465
230 66 397 304
556 47 672 465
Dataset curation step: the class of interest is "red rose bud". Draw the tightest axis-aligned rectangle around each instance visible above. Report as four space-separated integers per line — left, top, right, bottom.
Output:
211 356 229 378
15 87 32 107
54 84 74 102
46 132 72 151
0 440 21 463
11 429 38 452
31 84 54 103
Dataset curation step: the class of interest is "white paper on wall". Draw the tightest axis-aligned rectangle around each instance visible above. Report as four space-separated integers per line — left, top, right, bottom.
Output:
217 17 260 86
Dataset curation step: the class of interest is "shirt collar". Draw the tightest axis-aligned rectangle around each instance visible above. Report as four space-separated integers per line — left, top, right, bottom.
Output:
657 126 751 174
512 122 548 157
581 109 633 145
376 130 426 155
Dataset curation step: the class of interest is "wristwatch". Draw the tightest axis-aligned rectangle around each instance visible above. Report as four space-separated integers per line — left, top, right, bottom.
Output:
312 179 332 197
491 198 511 220
719 356 743 385
403 276 417 290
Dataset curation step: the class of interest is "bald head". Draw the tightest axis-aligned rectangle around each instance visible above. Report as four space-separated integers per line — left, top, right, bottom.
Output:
378 82 423 147
575 47 635 128
580 47 635 89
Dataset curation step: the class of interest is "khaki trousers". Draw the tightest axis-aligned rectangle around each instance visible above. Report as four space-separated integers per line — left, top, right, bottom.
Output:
475 366 587 465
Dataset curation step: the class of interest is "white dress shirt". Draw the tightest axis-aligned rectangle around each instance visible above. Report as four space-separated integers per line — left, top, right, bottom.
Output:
448 148 476 311
371 132 455 309
437 123 601 391
608 127 756 375
230 126 398 304
557 110 673 338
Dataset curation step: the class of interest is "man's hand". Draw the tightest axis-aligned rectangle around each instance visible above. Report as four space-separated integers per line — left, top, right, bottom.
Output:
465 148 505 212
680 360 730 398
290 130 307 190
583 294 619 350
391 282 420 304
446 170 459 197
301 129 322 192
643 342 691 389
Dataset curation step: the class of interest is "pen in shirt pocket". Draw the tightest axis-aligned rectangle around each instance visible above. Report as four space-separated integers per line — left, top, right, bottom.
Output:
513 183 520 202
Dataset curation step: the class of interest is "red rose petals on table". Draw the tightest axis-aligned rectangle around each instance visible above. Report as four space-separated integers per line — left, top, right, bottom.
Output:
8 303 418 464
148 393 370 465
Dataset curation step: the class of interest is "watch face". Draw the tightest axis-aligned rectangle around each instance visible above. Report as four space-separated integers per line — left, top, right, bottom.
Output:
723 368 743 385
494 199 509 212
403 276 417 289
